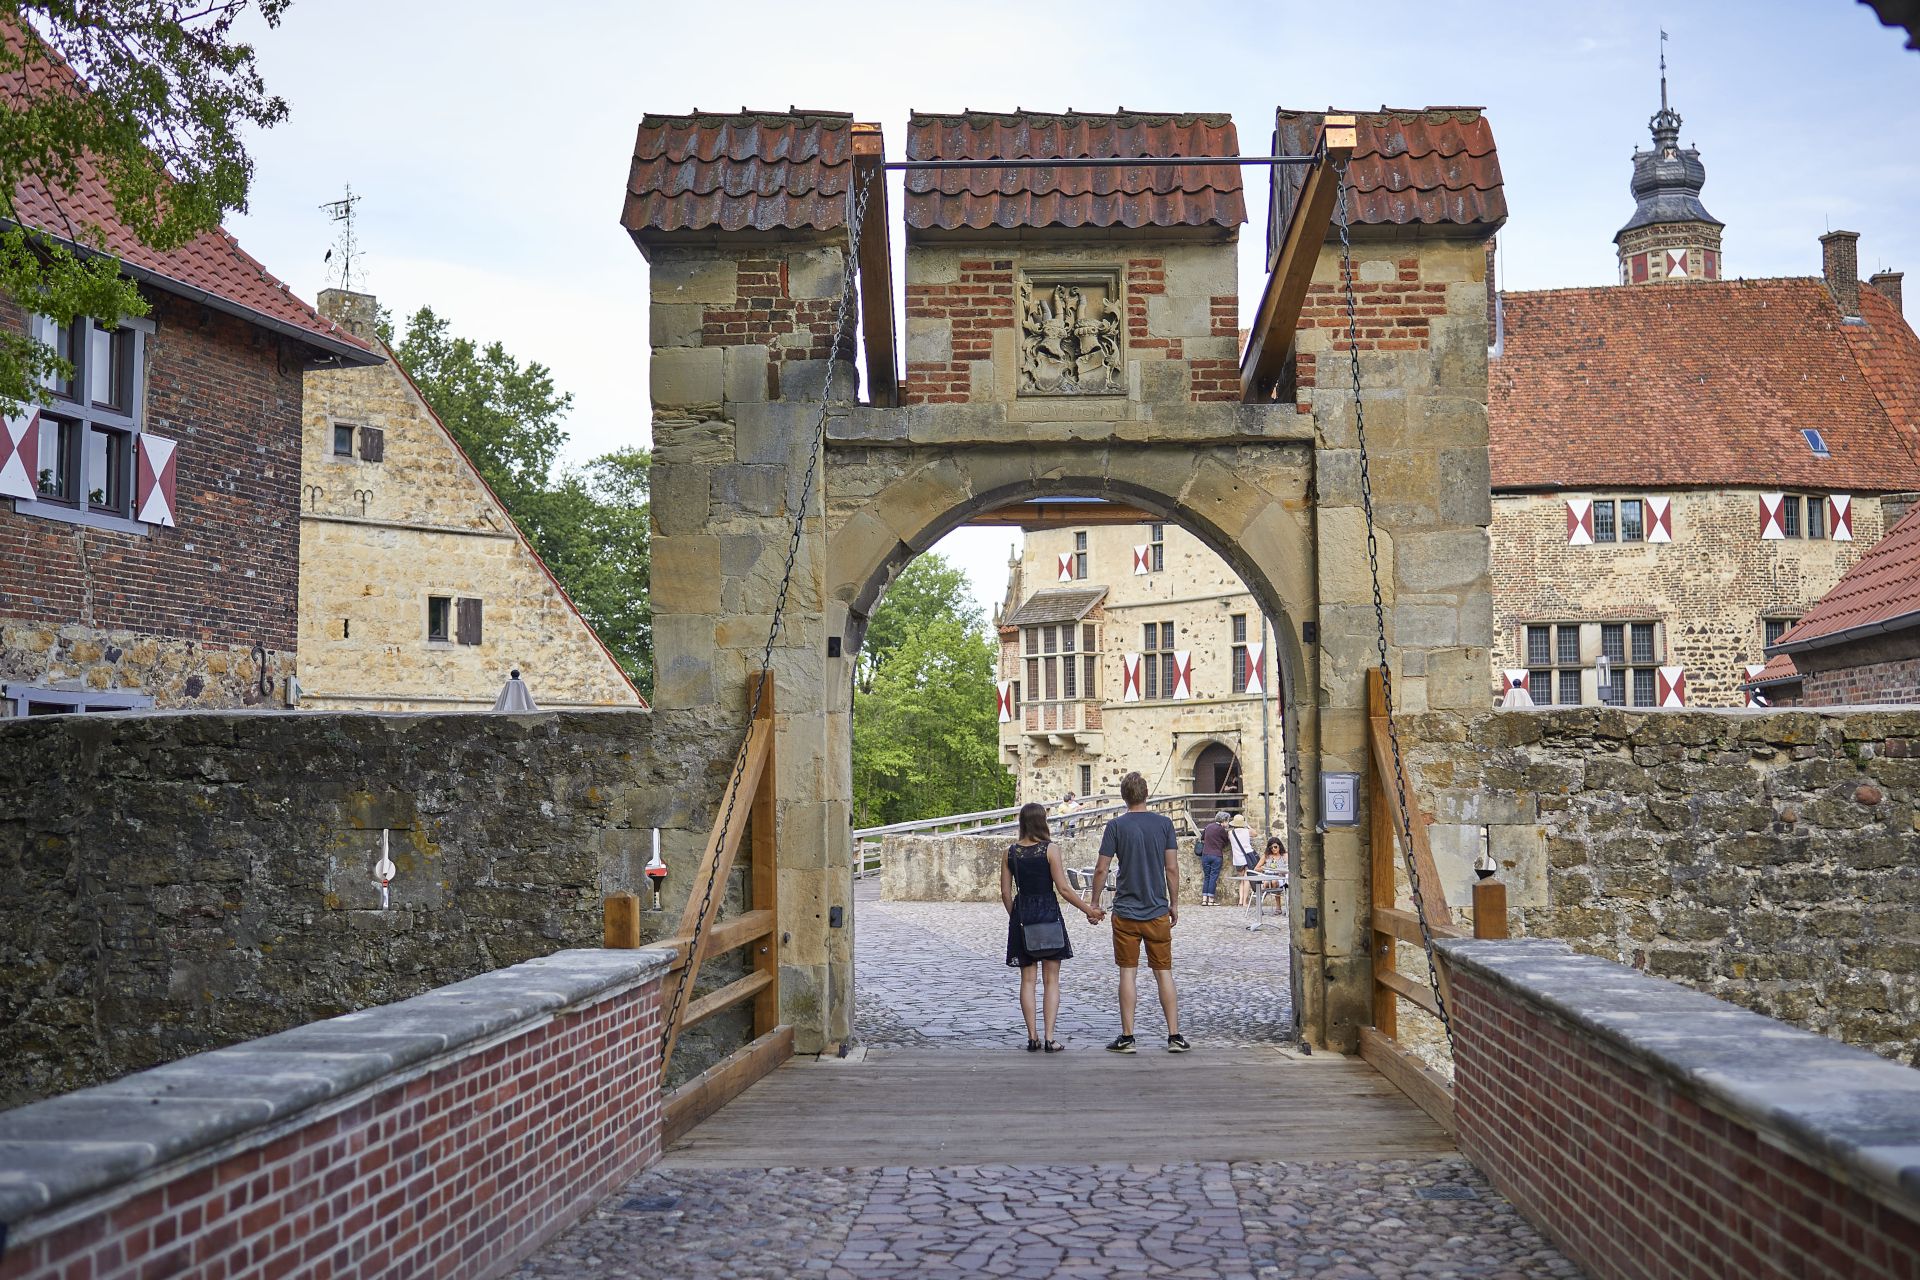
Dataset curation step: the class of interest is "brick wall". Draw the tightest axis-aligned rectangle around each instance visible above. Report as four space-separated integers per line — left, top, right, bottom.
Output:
1442 939 1920 1280
0 291 307 708
904 256 1013 404
1293 254 1452 411
0 950 673 1280
1787 650 1920 707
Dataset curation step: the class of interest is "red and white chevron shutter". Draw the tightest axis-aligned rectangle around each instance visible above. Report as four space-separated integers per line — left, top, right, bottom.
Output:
1171 651 1193 700
135 433 178 526
1057 552 1073 582
997 681 1013 723
1743 664 1768 708
0 408 39 500
1657 666 1687 707
1244 641 1265 695
1830 494 1853 541
1646 495 1673 543
1121 654 1142 702
1666 249 1688 279
1759 493 1785 540
1500 669 1529 694
1132 544 1150 575
1566 498 1594 545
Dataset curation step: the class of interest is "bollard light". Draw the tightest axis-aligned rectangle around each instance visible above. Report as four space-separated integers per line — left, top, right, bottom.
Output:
373 829 396 909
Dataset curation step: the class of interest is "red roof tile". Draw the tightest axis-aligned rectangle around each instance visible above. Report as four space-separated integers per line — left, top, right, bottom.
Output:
0 42 377 364
623 111 857 241
1772 502 1920 651
1490 279 1920 492
1270 108 1505 254
1745 652 1803 686
903 111 1246 235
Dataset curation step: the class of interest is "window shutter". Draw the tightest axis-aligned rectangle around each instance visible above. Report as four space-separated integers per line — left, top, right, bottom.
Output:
0 408 39 500
456 597 483 645
1829 494 1853 541
1171 651 1193 700
359 426 385 462
1121 654 1142 702
1243 641 1265 695
1656 666 1687 707
134 433 179 526
1500 669 1529 694
1743 664 1769 708
1057 553 1073 583
1565 498 1593 545
1645 495 1672 543
1759 493 1785 540
1132 544 1150 575
996 680 1012 723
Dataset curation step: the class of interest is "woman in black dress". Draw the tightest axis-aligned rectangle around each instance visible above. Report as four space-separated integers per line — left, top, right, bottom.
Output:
1001 802 1104 1052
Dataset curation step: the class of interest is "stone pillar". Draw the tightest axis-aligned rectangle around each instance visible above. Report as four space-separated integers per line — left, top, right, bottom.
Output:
1821 230 1862 317
646 240 858 1053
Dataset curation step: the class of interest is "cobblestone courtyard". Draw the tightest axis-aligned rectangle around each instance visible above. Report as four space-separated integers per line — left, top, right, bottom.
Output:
517 883 1583 1279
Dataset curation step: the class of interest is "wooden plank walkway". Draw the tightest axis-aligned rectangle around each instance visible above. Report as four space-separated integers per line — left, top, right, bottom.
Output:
660 1046 1453 1168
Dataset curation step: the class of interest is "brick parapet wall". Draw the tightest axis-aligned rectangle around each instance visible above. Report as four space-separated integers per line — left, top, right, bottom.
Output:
1794 654 1920 707
0 948 675 1280
1403 706 1920 1065
1440 938 1920 1280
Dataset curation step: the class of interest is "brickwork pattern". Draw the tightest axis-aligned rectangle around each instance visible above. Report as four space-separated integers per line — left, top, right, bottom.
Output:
903 257 1013 404
1798 654 1920 705
1292 256 1450 413
0 293 306 706
0 976 667 1280
1451 966 1920 1280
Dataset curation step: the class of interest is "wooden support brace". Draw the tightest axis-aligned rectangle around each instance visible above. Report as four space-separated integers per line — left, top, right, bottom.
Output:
851 123 898 407
604 893 641 949
1358 1027 1456 1137
1241 115 1356 402
1473 878 1510 939
663 1025 795 1146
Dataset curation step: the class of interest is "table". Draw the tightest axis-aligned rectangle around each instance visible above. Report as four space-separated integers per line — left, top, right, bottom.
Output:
1229 873 1288 930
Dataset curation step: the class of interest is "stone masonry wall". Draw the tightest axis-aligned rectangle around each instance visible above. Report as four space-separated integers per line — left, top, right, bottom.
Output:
0 708 674 1108
1404 706 1920 1065
1490 490 1885 707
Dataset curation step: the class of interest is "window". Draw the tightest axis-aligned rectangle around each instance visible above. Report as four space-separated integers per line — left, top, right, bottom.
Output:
455 597 483 646
1536 621 1659 707
1149 523 1165 572
1079 765 1092 796
1073 531 1088 580
1782 495 1801 537
1025 627 1039 655
1807 498 1824 540
333 424 355 456
427 596 452 642
1010 681 1020 714
1526 622 1590 706
1802 428 1830 458
1763 617 1796 649
1143 621 1176 700
18 315 149 531
359 426 386 463
5 684 153 717
1592 500 1616 543
1230 613 1263 694
1063 651 1077 698
1619 499 1644 543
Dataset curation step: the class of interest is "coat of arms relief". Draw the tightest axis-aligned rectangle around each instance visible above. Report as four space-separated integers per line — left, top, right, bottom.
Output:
1017 271 1124 395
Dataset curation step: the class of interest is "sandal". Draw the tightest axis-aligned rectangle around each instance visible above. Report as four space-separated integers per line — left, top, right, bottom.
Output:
1026 1038 1041 1052
1044 1040 1065 1053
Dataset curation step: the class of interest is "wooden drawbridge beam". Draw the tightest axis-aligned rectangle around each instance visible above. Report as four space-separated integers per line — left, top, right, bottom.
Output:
1240 115 1357 403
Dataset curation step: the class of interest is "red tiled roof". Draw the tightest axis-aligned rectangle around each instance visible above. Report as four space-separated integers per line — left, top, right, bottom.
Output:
903 111 1246 235
623 111 857 241
1842 285 1920 464
0 41 377 364
1772 502 1920 652
1745 652 1802 686
1270 108 1505 252
1490 279 1920 491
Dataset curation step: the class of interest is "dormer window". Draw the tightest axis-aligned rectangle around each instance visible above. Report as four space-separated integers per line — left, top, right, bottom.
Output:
1801 428 1830 458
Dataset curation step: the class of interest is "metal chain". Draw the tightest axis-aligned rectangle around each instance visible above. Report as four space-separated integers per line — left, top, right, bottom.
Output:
1334 162 1455 1053
658 174 875 1062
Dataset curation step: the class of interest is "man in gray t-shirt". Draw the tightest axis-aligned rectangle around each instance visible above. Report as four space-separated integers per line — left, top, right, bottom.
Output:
1088 771 1188 1054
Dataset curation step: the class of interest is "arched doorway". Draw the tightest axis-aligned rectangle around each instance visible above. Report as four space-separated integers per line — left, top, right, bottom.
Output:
1191 741 1242 806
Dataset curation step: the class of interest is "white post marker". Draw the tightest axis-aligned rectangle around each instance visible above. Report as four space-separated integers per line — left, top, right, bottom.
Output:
374 829 396 910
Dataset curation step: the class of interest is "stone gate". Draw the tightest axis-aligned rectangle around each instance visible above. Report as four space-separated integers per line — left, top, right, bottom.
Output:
627 107 1505 1054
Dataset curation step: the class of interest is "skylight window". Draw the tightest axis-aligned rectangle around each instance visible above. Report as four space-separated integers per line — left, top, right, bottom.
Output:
1802 428 1831 458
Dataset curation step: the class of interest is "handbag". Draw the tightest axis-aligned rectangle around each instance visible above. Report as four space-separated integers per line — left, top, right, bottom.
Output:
1022 918 1068 954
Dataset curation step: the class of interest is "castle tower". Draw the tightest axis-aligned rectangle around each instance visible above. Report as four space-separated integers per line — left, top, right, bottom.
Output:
1615 43 1723 284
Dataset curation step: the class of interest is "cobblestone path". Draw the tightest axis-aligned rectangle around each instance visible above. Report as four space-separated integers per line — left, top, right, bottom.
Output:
854 881 1295 1050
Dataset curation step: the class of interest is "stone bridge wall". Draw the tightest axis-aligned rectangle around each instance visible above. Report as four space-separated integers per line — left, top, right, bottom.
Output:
1406 707 1920 1064
0 709 678 1108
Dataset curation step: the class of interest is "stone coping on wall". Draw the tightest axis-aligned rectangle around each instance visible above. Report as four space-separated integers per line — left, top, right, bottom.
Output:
1436 938 1920 1223
0 947 676 1242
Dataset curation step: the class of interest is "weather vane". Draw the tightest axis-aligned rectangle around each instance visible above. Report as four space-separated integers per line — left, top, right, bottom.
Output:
320 184 362 292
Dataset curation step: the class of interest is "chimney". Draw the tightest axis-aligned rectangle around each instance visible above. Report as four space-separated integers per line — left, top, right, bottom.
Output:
317 288 380 344
1820 230 1861 317
1869 270 1904 315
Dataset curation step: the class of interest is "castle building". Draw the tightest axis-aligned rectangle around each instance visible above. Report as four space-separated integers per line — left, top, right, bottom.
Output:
295 290 643 711
993 520 1287 835
1488 76 1920 710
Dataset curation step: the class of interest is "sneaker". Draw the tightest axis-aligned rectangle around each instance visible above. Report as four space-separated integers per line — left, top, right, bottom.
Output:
1167 1034 1192 1053
1105 1034 1137 1054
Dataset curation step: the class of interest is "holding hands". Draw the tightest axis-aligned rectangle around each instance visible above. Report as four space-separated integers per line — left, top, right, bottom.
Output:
1083 907 1106 926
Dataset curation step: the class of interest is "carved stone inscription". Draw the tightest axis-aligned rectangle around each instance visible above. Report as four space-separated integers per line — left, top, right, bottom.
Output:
1018 270 1123 395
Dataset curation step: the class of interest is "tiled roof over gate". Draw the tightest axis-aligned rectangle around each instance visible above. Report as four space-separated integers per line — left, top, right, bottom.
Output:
1772 503 1920 651
1269 108 1505 250
903 111 1246 235
623 110 857 240
1489 279 1920 491
1004 587 1108 627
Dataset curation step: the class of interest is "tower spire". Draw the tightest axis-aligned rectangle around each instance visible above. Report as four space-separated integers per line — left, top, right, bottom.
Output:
1615 31 1723 285
1659 29 1668 114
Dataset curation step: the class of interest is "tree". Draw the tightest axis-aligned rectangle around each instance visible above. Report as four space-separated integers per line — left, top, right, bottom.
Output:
389 306 652 692
851 555 1012 827
0 1 291 409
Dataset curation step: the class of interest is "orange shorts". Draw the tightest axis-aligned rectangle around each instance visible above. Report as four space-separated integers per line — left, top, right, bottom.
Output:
1111 914 1173 971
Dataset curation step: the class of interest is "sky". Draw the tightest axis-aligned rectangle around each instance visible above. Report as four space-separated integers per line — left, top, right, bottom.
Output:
227 0 1920 619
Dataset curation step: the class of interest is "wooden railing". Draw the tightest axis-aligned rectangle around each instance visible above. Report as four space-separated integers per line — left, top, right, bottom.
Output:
604 672 790 1144
1357 668 1507 1137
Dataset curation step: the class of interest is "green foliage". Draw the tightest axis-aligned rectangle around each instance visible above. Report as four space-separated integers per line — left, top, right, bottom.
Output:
0 1 290 410
852 556 1012 826
390 306 652 693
